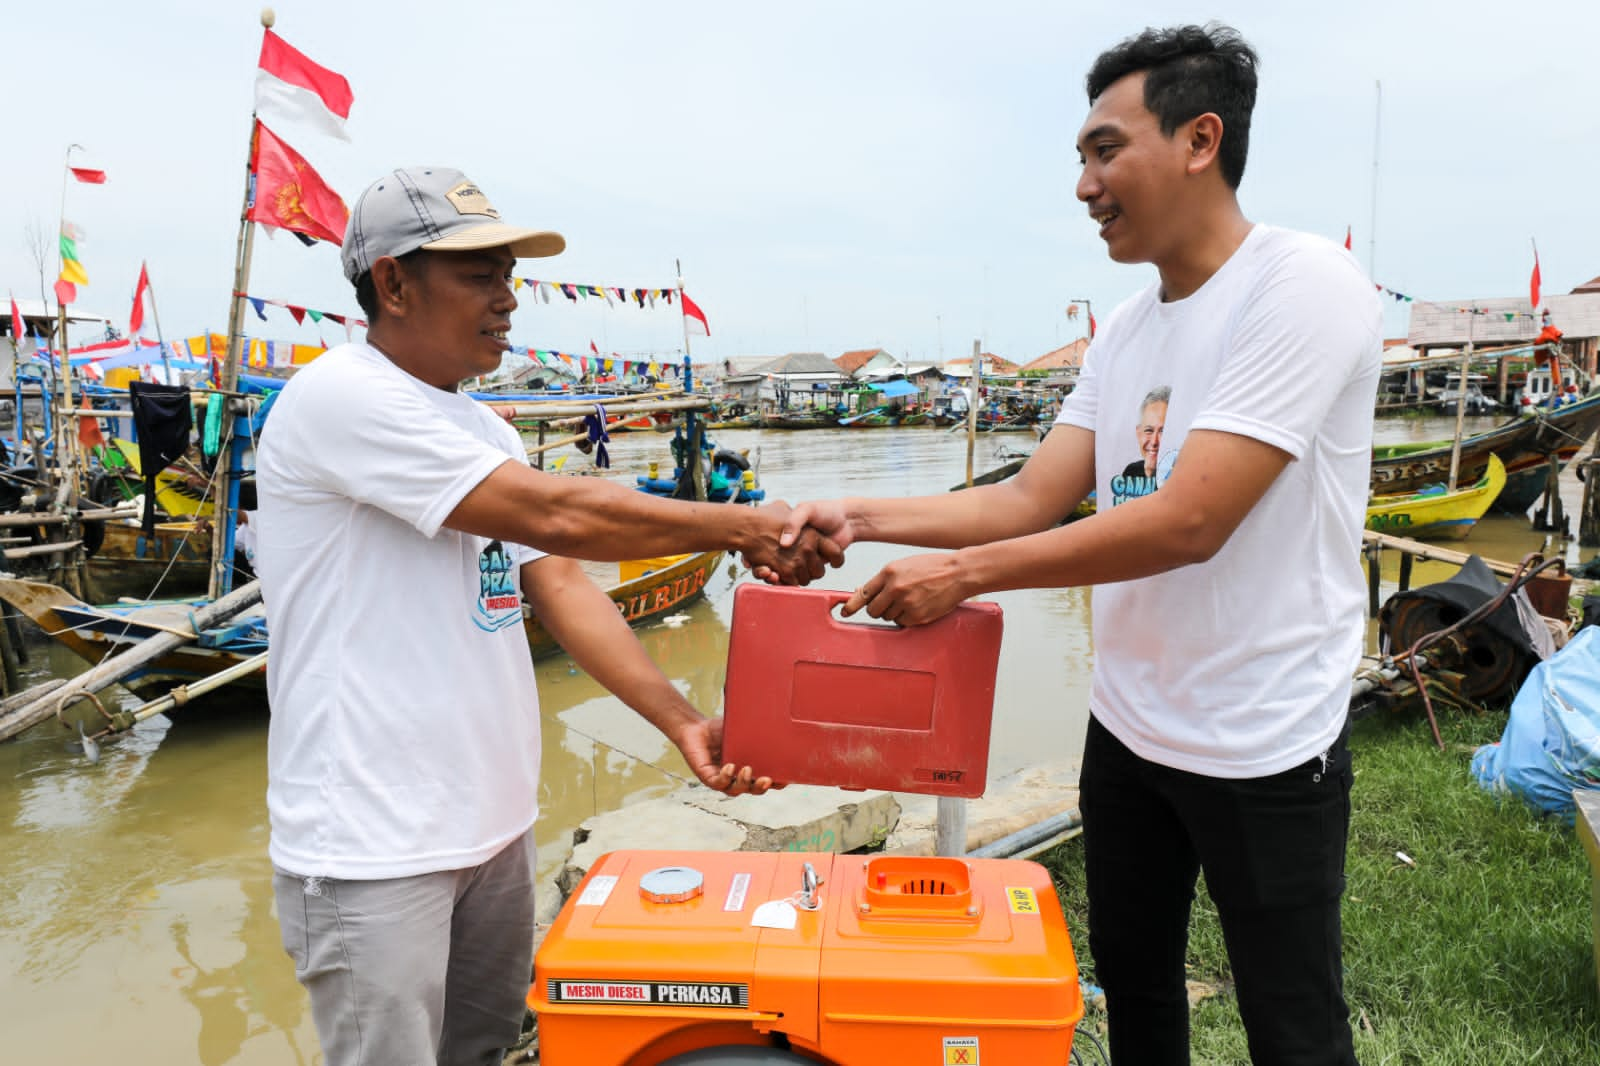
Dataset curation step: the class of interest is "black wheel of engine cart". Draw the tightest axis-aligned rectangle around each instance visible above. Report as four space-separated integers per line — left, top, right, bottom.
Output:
1070 1022 1112 1064
657 1046 820 1065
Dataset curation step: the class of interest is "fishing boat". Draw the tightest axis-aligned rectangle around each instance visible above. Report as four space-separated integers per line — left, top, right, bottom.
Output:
1365 454 1505 541
1369 392 1600 514
524 550 725 659
0 546 730 699
763 409 839 430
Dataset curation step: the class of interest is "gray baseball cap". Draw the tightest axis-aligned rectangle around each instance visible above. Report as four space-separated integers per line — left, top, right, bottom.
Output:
341 166 565 282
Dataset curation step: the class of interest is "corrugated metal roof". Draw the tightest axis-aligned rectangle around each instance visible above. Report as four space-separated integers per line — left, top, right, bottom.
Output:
755 351 847 376
1406 293 1600 347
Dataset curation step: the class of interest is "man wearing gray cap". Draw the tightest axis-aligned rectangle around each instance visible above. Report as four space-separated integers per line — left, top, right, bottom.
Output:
255 166 840 1066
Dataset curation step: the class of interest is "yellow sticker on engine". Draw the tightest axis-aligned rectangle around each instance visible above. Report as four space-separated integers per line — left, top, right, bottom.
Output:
943 1035 980 1063
1006 886 1038 914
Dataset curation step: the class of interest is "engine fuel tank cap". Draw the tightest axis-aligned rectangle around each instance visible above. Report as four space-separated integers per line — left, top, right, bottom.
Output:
638 865 704 904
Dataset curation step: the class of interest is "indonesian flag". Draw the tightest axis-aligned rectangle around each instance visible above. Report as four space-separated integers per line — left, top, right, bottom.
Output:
1344 225 1352 251
1530 246 1542 313
682 292 711 337
70 167 107 184
10 295 23 347
248 122 350 245
255 28 354 141
129 261 153 338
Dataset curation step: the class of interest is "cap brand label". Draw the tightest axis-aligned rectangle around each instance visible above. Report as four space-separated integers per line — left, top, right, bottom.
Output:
444 181 501 219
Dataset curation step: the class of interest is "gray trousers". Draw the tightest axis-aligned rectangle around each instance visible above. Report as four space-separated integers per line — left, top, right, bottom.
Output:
274 832 535 1066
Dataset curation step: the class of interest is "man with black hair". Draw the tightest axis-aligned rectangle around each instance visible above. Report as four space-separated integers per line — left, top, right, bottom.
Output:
256 166 841 1066
777 24 1378 1064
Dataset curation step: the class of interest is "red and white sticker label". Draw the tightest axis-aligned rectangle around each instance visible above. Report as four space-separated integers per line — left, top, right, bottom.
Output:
546 979 750 1009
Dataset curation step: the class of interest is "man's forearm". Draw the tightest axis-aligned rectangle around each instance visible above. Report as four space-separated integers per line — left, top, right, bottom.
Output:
455 461 762 561
844 480 1070 550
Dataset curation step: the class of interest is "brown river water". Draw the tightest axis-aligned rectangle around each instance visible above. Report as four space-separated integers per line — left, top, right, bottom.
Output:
1 414 1591 1063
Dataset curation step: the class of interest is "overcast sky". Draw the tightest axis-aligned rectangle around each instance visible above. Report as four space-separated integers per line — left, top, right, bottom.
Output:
4 1 1596 366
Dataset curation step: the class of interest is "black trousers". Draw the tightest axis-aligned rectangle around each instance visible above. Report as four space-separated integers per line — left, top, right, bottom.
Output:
1080 715 1357 1066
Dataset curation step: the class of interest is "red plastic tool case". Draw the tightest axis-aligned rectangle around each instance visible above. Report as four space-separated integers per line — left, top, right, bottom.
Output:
722 585 1003 797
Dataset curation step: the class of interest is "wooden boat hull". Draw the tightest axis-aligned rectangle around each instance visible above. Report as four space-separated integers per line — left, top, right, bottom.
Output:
1366 454 1505 541
0 577 268 697
1370 395 1600 514
764 414 839 429
86 520 213 601
523 550 724 659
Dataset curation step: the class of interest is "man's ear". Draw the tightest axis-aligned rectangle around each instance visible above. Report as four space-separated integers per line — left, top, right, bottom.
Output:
368 256 416 319
1185 112 1225 177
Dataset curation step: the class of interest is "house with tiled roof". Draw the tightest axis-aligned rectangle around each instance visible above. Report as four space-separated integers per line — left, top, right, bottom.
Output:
834 347 900 379
944 352 1020 378
1018 338 1090 376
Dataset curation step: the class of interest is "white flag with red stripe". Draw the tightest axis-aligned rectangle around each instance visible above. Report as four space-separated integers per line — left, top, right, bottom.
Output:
682 292 710 337
254 29 354 141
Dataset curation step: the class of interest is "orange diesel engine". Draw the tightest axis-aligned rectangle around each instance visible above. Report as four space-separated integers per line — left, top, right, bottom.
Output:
531 849 1083 1065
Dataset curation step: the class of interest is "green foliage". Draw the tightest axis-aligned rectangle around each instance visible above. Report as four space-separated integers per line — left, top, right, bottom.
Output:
1042 712 1599 1065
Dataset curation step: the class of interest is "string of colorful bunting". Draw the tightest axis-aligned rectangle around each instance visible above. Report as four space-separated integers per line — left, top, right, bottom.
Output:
513 279 678 309
515 345 703 381
235 291 368 333
1374 284 1538 321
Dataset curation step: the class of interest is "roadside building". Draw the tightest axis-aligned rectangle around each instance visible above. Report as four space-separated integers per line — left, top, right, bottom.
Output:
1406 283 1600 402
1018 339 1090 387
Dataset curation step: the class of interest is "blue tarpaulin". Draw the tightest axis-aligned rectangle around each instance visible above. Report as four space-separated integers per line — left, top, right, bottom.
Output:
873 379 919 398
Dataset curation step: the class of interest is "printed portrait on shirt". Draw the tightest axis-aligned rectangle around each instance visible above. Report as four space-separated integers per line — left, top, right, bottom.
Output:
1111 385 1171 506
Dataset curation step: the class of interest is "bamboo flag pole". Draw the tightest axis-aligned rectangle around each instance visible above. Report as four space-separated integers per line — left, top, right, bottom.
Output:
676 260 706 501
207 10 274 600
1446 304 1475 492
53 144 91 598
144 263 172 381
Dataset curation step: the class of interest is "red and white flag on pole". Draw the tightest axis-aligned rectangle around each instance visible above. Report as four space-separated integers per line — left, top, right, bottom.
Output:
255 29 354 141
129 261 153 338
248 122 350 245
681 292 711 337
1344 225 1353 252
589 340 600 356
70 167 107 184
1529 243 1543 313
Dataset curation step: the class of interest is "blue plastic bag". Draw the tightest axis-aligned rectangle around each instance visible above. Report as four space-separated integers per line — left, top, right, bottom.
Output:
1471 624 1600 824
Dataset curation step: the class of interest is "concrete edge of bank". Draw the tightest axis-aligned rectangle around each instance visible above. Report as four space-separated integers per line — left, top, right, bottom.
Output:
535 758 1082 924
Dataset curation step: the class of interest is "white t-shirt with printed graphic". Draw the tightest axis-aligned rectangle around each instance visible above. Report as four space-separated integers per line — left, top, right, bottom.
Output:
256 343 546 879
1057 225 1382 779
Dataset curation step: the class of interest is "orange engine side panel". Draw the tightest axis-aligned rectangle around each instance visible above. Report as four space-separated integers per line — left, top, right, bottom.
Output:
532 850 1081 1066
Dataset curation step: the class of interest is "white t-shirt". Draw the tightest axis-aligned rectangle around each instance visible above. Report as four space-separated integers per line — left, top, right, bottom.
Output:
1056 225 1381 778
256 343 546 879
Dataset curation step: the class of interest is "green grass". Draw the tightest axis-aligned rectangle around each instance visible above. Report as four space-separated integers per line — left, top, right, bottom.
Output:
1041 711 1599 1065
